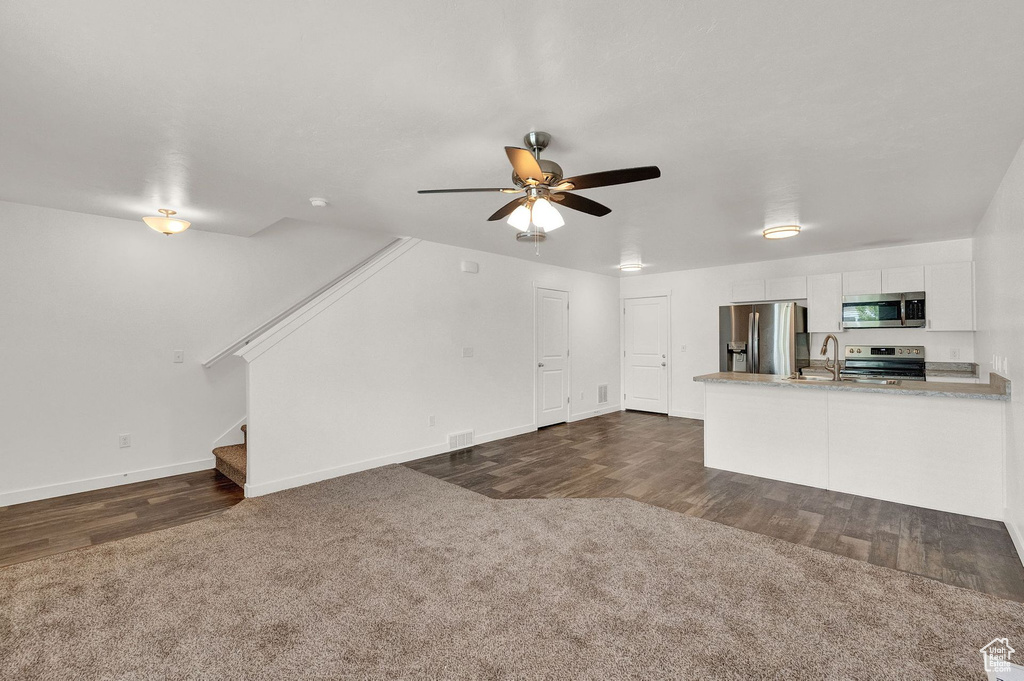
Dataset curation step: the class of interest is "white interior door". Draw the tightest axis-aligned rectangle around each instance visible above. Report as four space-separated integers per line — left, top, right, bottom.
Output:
624 296 669 414
536 288 569 428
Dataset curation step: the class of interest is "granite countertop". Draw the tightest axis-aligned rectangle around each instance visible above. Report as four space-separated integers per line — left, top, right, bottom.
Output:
693 371 1010 401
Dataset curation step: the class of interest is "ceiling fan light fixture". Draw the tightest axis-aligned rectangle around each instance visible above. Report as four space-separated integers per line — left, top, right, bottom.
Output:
763 224 801 239
531 198 564 231
618 262 644 272
143 209 191 235
507 204 531 230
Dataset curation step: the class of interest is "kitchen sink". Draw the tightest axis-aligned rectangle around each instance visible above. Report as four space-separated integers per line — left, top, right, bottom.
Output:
786 375 902 386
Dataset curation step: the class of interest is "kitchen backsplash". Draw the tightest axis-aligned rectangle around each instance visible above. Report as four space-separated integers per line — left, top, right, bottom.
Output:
808 328 975 363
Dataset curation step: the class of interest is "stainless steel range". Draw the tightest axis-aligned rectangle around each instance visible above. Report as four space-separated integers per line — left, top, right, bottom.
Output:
842 345 926 381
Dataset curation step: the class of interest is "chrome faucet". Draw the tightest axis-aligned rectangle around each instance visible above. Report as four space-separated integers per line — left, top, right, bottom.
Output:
820 334 841 380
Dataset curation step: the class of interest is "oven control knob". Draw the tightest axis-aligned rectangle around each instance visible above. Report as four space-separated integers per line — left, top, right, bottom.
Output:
856 348 862 353
914 349 920 354
898 349 903 354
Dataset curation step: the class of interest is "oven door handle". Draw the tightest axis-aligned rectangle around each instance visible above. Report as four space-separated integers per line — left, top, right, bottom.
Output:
900 293 907 327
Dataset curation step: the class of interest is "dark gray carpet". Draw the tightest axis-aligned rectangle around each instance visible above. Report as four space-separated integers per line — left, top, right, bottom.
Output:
2 465 1022 679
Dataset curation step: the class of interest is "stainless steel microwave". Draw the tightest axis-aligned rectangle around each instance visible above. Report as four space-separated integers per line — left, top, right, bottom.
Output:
842 292 926 328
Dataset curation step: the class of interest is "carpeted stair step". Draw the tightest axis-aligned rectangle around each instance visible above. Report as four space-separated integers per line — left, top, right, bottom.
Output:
213 443 246 488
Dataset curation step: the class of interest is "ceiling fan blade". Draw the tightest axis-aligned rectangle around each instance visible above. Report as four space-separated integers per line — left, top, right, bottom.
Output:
486 197 526 221
505 147 545 184
558 166 661 191
418 187 522 194
551 192 612 217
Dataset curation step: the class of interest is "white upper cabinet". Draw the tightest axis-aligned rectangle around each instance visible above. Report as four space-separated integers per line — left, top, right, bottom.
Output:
842 270 882 295
765 276 807 301
925 262 975 331
807 273 844 333
881 266 925 293
731 279 766 302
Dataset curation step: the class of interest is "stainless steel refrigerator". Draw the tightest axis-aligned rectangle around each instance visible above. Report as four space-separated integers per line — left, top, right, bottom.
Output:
719 302 809 375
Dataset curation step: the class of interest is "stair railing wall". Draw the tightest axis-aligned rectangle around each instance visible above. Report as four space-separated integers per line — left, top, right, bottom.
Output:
202 237 410 368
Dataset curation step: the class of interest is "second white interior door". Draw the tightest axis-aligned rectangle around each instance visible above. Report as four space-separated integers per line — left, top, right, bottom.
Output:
623 296 669 414
536 288 569 428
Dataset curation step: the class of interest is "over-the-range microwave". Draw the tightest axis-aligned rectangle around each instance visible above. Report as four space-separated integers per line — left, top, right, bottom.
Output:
842 292 926 329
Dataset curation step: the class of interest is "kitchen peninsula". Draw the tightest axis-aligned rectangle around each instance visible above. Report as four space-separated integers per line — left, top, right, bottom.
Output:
693 372 1011 519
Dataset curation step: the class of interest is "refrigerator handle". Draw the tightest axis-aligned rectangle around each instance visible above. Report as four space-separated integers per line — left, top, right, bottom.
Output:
748 311 758 373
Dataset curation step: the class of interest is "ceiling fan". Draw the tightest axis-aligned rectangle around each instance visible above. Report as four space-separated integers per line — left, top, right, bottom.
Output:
418 131 661 241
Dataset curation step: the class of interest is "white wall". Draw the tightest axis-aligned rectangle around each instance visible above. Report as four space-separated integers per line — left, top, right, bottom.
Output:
0 201 393 504
619 239 975 419
973 137 1024 553
243 239 621 496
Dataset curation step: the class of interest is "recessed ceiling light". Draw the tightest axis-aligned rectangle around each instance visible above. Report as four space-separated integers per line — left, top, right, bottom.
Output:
618 263 644 272
309 197 328 207
143 209 191 236
763 225 801 239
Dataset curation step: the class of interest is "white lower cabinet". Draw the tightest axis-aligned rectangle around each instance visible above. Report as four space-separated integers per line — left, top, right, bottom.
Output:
704 384 828 488
702 382 1003 519
826 391 1001 519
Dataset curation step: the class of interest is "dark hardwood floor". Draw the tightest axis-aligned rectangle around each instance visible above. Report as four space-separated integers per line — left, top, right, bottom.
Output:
407 410 1024 602
5 413 1022 602
0 469 243 568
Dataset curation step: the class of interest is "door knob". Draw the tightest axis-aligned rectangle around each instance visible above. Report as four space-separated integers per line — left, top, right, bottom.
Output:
538 362 545 367
661 362 666 367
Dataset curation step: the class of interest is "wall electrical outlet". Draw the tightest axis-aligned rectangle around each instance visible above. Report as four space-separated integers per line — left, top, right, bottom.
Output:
173 350 184 363
680 344 687 353
949 348 960 360
580 391 585 400
462 347 474 358
428 415 436 427
118 433 131 448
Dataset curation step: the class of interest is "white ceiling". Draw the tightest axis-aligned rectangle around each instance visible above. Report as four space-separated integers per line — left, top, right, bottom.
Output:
3 1 1024 275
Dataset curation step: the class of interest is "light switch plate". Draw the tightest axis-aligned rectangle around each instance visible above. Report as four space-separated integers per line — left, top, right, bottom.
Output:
118 433 131 448
173 350 184 363
462 347 474 358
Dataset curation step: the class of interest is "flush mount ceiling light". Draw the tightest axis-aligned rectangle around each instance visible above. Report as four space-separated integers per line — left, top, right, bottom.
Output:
143 209 191 236
763 224 801 239
618 262 644 272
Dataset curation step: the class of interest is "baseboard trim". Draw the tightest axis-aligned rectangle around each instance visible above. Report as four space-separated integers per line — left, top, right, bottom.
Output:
1006 510 1024 569
244 423 537 498
568 404 622 423
0 458 215 507
669 409 704 420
